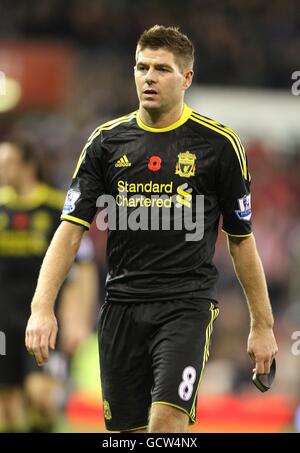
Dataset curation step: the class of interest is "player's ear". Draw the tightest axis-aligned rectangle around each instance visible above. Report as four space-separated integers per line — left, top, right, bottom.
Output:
183 69 193 90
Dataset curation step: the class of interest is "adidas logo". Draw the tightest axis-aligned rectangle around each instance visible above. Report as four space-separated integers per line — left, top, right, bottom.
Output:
115 155 131 167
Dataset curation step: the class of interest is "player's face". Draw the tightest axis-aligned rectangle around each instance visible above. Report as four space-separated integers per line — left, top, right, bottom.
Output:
134 47 193 113
0 143 24 187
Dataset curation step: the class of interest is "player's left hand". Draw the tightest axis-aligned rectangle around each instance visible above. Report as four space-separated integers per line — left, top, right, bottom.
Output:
247 327 278 374
25 308 58 366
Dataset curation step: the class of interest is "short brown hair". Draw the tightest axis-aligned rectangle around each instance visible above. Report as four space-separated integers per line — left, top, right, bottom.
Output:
2 136 46 182
137 25 194 71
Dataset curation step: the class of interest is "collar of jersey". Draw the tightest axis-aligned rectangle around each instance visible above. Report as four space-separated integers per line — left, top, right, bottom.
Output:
136 104 193 132
0 183 49 209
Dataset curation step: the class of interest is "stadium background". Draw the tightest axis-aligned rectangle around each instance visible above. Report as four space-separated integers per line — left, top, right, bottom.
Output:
0 0 299 432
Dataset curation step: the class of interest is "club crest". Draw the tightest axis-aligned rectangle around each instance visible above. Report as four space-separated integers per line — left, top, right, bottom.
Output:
175 151 196 178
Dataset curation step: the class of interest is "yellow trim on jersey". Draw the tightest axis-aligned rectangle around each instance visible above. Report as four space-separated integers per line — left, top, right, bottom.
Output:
189 303 219 421
60 214 91 229
94 112 136 131
0 186 14 203
72 128 101 179
222 229 253 238
100 112 137 131
192 112 246 160
190 113 248 180
136 104 192 133
151 401 191 420
0 184 64 210
72 112 137 179
45 187 65 210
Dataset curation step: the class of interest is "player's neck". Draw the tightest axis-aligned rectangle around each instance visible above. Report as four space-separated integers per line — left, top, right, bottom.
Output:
139 103 184 129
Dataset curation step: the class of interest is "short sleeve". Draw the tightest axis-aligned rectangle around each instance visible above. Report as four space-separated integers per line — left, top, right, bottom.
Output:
217 138 252 237
61 138 106 229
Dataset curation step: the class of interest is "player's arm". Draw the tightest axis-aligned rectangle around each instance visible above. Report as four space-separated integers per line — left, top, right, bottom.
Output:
59 237 98 355
227 234 278 374
217 134 278 375
25 221 85 365
26 130 105 365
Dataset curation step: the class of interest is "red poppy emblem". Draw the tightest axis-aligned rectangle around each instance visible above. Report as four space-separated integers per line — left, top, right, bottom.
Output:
148 155 162 171
12 213 29 230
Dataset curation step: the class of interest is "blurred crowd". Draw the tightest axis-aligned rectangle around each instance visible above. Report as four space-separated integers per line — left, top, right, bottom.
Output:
0 0 299 88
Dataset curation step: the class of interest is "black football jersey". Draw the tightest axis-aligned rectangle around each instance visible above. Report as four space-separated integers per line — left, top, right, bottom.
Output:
0 184 65 320
61 104 252 302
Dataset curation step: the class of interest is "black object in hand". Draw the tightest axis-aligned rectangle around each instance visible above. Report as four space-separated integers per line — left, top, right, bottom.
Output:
252 359 276 392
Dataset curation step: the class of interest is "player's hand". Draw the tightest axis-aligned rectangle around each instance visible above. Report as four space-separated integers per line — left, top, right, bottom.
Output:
25 309 58 366
247 327 278 375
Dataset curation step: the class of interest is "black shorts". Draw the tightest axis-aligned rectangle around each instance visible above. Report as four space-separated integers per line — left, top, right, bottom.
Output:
98 298 219 431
